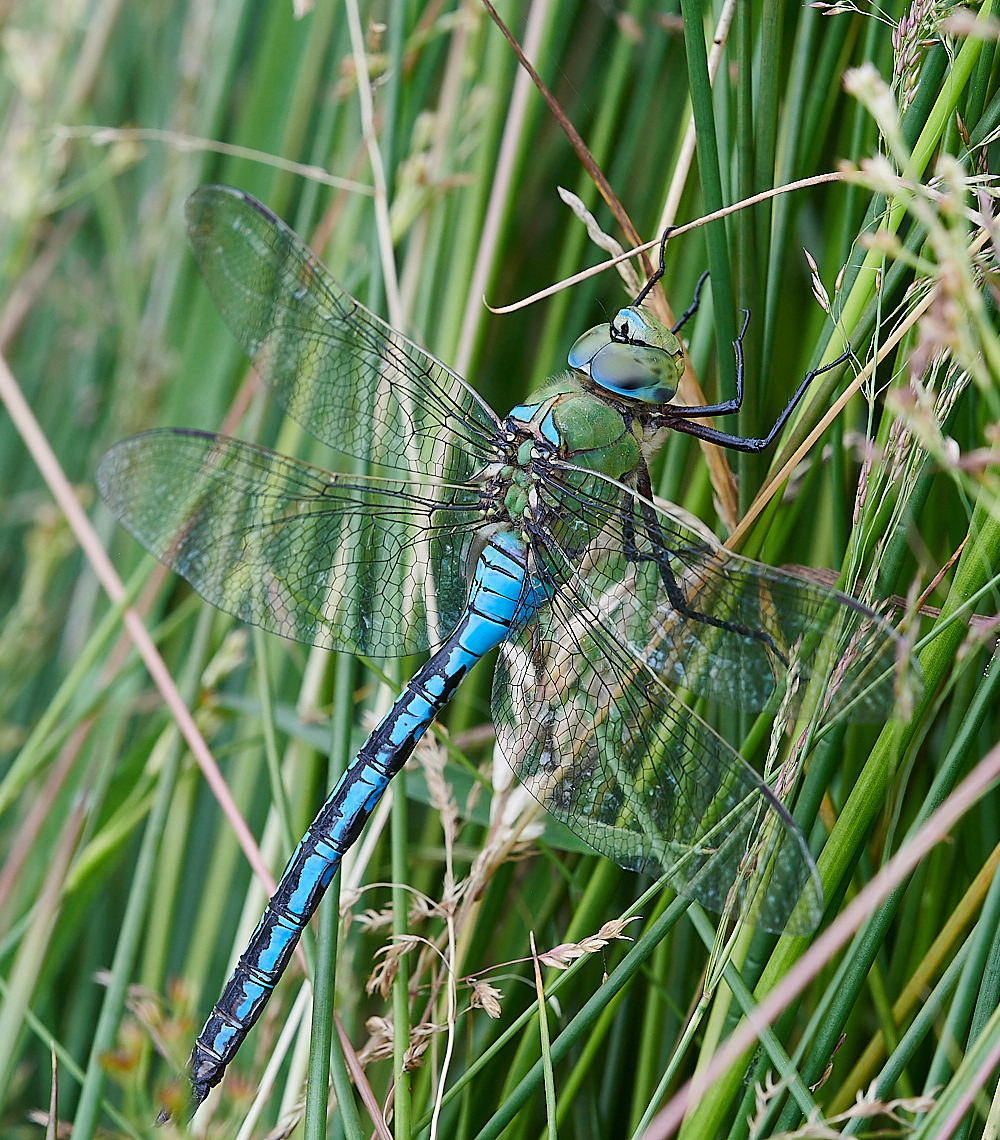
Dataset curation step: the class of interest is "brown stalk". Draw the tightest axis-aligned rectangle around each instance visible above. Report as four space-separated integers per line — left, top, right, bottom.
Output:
827 837 1000 1113
334 1012 393 1140
0 211 85 352
0 349 282 916
0 721 91 921
478 0 654 282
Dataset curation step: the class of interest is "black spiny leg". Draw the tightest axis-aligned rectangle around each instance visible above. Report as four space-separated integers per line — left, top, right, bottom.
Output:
630 226 674 310
661 313 852 453
670 270 710 334
629 228 710 334
625 463 788 665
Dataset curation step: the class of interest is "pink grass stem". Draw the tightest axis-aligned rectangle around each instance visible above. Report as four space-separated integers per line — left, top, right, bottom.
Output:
642 734 1000 1140
335 1011 393 1140
935 1027 1000 1139
0 350 276 900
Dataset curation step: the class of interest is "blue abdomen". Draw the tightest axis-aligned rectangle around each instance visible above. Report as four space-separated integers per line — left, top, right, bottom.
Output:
189 529 531 1105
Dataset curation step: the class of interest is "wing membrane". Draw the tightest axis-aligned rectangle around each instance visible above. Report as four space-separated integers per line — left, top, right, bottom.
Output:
536 463 920 725
97 429 486 655
184 185 501 481
493 528 823 934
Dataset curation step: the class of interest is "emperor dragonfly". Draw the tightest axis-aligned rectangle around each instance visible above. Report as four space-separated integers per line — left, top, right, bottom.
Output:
96 185 917 1105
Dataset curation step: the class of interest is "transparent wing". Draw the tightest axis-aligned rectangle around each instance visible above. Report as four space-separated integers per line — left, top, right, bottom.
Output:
97 429 487 656
184 185 502 481
534 463 921 726
493 531 823 934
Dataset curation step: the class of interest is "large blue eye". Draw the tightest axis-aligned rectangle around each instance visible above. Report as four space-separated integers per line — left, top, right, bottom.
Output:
567 324 612 370
590 342 679 400
568 308 683 404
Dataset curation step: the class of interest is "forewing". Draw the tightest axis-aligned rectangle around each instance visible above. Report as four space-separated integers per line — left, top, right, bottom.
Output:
492 532 823 934
97 429 486 655
184 185 501 480
536 463 919 725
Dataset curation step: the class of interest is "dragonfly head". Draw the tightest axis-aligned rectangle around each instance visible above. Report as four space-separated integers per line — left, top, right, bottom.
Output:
568 307 683 404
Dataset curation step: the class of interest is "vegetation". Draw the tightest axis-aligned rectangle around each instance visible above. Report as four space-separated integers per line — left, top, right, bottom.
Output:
0 0 997 1137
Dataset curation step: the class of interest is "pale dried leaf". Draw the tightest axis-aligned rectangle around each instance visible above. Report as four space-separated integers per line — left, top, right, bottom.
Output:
557 185 641 296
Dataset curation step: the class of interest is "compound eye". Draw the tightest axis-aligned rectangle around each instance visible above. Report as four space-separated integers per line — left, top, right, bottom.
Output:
589 342 679 403
568 324 612 369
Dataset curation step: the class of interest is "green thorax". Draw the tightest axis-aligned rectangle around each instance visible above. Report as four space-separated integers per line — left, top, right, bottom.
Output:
495 306 682 527
505 372 643 482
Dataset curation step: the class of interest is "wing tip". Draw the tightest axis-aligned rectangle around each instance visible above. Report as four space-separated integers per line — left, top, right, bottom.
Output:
185 184 281 241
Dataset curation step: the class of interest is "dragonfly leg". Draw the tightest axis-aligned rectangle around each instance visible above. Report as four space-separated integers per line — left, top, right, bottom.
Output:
630 226 675 310
629 229 708 331
663 310 752 419
664 336 852 452
670 269 710 334
627 466 788 664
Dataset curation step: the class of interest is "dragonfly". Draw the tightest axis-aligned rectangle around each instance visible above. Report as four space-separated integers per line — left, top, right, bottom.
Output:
97 185 917 1107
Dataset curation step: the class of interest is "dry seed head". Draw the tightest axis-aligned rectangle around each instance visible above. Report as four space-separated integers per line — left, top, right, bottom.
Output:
934 152 971 214
910 286 963 378
340 885 363 914
403 1040 429 1071
845 62 902 140
939 7 1000 36
470 981 503 1018
821 623 869 717
883 409 913 481
891 0 942 111
536 916 639 969
366 939 417 998
407 893 442 924
853 456 871 526
596 916 640 940
357 1016 394 1066
858 154 904 199
804 248 831 313
537 942 588 970
846 1083 936 1122
356 906 394 934
749 1071 784 1135
415 731 458 837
